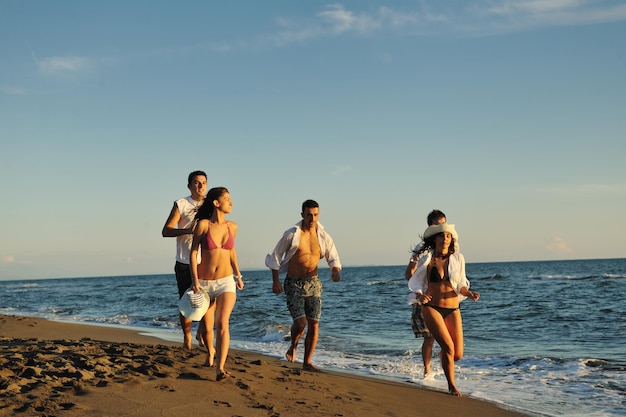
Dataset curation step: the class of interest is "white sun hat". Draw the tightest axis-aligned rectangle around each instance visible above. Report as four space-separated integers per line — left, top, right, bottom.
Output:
423 223 458 241
178 288 210 321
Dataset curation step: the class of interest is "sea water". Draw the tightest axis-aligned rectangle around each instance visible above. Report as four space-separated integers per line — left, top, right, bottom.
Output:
1 258 625 416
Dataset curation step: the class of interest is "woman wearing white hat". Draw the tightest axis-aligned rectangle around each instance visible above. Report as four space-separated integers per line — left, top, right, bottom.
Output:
407 223 479 396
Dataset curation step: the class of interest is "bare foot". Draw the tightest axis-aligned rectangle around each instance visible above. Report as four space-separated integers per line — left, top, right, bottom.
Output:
205 350 215 367
216 370 231 381
448 388 462 397
183 335 192 351
285 346 296 362
196 332 205 347
303 363 322 372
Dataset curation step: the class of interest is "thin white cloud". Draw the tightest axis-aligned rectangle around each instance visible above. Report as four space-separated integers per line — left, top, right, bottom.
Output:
546 236 573 254
0 84 62 96
378 6 421 27
40 56 87 72
581 184 626 194
21 2 625 69
485 0 590 15
71 2 624 60
318 3 381 34
536 183 626 195
2 255 17 263
475 0 626 30
1 86 29 95
258 4 379 47
31 52 89 77
259 4 413 48
331 165 352 176
253 1 626 49
0 255 31 265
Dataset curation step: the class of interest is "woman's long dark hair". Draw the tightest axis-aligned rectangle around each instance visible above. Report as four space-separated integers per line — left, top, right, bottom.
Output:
196 187 229 220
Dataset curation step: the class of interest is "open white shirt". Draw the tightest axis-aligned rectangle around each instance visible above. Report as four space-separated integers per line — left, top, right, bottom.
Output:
265 221 341 275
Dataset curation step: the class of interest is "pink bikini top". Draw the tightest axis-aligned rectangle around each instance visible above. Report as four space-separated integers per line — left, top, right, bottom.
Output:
203 225 235 250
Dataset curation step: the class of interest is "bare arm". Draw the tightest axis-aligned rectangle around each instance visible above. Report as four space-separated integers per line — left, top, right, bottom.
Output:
417 293 433 304
404 260 417 280
271 269 282 294
405 243 422 280
267 230 293 294
229 222 244 290
189 220 207 292
161 203 193 237
456 253 478 300
460 287 480 301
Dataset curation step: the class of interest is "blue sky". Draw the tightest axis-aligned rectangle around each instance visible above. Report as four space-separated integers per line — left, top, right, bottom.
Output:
1 1 625 280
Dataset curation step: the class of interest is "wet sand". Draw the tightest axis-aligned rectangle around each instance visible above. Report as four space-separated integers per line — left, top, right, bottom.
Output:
0 314 529 416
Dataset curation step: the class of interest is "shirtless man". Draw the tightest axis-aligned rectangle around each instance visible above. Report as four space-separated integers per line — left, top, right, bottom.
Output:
265 199 342 371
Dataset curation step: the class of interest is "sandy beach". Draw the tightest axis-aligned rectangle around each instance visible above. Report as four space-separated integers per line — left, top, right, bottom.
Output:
0 314 528 417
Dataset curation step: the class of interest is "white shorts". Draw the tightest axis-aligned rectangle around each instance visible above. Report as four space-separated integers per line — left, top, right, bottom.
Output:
198 275 236 301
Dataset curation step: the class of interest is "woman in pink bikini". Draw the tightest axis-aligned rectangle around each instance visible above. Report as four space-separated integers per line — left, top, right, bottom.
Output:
190 187 244 381
408 223 479 396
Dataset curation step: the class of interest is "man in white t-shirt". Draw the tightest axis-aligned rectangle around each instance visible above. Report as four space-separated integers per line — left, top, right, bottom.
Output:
162 170 207 350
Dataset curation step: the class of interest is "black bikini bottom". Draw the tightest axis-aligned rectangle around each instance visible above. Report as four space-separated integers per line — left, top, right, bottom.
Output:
425 304 459 319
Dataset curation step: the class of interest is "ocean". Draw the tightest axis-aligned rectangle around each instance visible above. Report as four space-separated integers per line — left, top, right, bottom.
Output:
1 258 625 416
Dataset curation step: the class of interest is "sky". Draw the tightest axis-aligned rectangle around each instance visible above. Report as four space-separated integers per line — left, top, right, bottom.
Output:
1 0 625 281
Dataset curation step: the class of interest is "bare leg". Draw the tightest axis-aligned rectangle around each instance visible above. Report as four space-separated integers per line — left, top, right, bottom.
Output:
302 319 320 371
286 317 306 362
422 335 435 375
444 310 464 396
196 320 205 347
201 302 216 366
215 292 236 380
422 306 462 396
180 313 192 351
440 340 460 396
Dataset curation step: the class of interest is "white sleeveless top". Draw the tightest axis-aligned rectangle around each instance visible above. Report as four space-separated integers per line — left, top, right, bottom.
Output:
175 196 202 264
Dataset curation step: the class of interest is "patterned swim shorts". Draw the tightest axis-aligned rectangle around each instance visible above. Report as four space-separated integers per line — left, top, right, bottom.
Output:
411 303 432 338
284 275 323 321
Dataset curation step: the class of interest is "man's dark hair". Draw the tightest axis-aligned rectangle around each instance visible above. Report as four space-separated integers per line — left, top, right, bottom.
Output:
302 199 319 212
427 209 446 226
